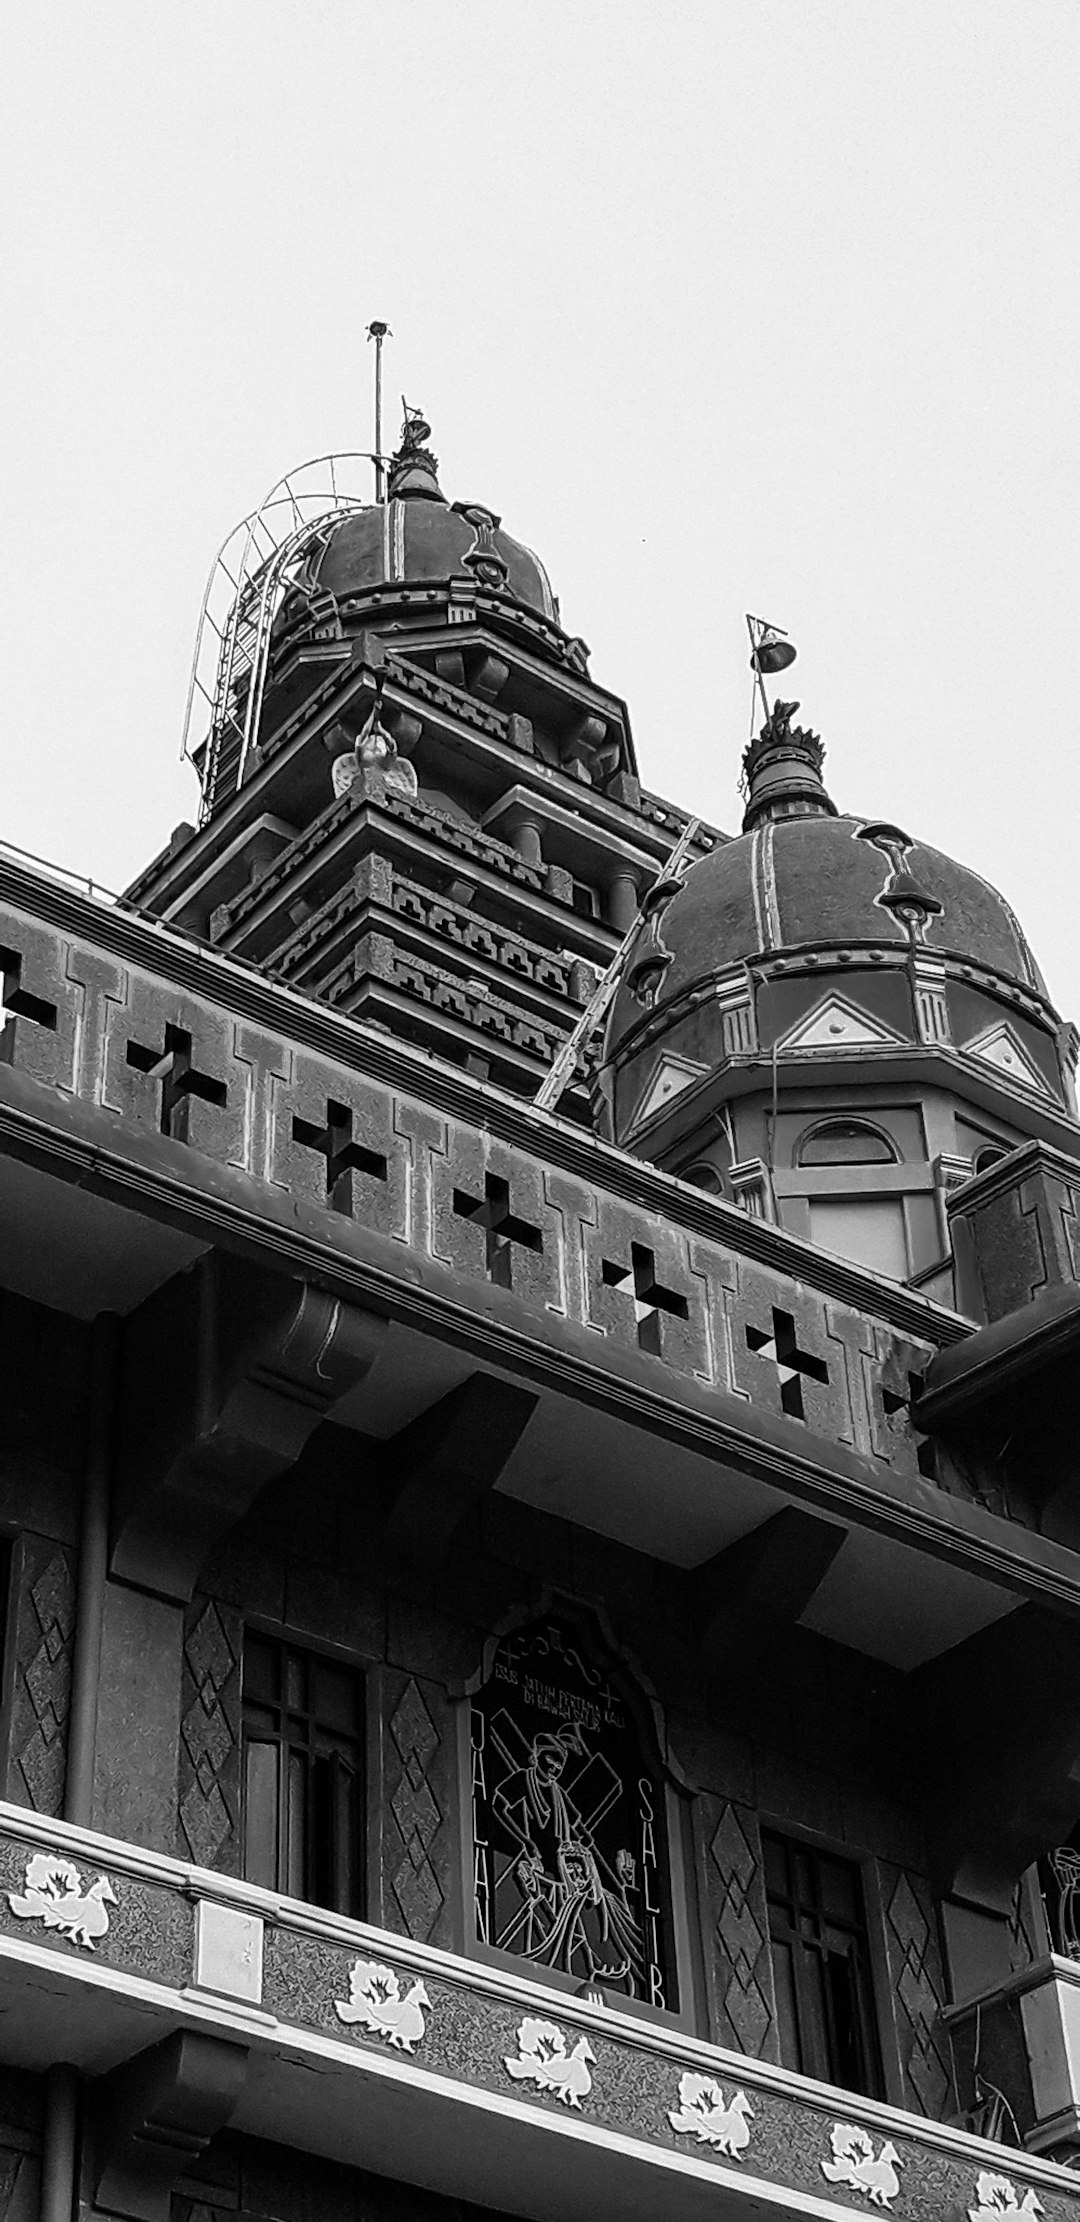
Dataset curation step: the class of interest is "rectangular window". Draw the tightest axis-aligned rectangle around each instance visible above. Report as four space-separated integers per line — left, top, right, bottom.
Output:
241 1631 365 1916
763 1829 883 2097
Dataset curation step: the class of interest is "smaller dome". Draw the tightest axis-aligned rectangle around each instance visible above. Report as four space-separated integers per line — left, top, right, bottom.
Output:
603 698 1069 1148
612 815 1049 1022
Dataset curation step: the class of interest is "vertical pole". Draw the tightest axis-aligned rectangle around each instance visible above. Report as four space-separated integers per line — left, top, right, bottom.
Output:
368 322 389 502
39 2063 79 2222
746 615 773 729
64 1312 117 1827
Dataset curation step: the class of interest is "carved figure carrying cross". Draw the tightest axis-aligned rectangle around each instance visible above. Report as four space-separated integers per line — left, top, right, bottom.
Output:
745 1306 829 1420
292 1099 388 1213
125 1024 227 1141
601 1242 689 1357
452 1173 543 1290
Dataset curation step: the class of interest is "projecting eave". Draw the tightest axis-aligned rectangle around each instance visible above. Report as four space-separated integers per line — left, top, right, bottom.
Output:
920 1277 1080 1428
622 1045 1080 1164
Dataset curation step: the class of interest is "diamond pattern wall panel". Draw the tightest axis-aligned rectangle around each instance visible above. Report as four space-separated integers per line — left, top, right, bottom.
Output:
380 1671 454 1951
699 1796 777 2060
881 1864 956 2119
178 1595 242 1873
8 1537 76 1815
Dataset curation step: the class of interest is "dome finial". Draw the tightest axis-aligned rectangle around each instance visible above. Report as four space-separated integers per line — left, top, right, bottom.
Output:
741 698 837 833
387 400 444 503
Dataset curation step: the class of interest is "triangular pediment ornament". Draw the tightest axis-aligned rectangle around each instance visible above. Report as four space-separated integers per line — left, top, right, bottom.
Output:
777 994 906 1054
962 1020 1053 1097
629 1053 709 1131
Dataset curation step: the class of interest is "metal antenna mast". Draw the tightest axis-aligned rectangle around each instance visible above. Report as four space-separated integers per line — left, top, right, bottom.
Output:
534 817 701 1116
367 322 390 501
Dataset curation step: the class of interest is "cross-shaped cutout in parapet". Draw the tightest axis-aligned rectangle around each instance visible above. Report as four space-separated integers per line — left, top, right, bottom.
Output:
292 1098 388 1213
0 947 58 1046
745 1305 829 1420
452 1173 543 1290
601 1241 689 1356
125 1023 227 1142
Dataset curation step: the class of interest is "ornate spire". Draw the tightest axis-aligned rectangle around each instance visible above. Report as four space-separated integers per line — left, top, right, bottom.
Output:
386 402 444 503
741 699 837 834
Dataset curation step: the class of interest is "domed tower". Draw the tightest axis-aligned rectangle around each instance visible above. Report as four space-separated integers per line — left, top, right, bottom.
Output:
129 407 713 1109
601 687 1080 1300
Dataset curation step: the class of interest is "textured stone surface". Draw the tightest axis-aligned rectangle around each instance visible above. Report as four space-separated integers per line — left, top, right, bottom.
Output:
92 1582 184 1856
697 1796 777 2061
8 1536 76 1816
878 1862 956 2119
376 1671 456 1951
0 1833 191 1984
179 1596 243 1874
260 1920 1079 2222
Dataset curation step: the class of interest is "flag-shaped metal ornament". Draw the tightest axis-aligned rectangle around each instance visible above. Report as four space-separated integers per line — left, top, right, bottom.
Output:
748 617 797 675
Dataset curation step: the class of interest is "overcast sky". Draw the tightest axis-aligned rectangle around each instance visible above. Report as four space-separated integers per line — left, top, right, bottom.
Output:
2 3 1077 1010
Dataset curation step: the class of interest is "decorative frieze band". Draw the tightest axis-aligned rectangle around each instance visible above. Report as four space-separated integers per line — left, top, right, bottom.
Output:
0 1815 1075 2222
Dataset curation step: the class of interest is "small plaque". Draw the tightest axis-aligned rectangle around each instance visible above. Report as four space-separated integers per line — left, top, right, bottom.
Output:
194 1900 263 2004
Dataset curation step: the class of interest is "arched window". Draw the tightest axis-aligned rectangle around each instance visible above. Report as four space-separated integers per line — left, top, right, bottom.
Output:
678 1160 727 1196
471 1613 675 2009
973 1144 1009 1176
796 1119 897 1167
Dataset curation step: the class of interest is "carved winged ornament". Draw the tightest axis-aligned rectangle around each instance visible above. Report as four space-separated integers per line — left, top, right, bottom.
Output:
8 1853 116 1950
503 2016 595 2108
334 1958 431 2052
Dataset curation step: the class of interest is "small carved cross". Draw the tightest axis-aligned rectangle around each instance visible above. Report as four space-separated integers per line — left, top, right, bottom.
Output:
0 946 58 1037
453 1173 542 1289
125 1023 227 1141
745 1306 829 1419
292 1099 388 1212
602 1242 689 1356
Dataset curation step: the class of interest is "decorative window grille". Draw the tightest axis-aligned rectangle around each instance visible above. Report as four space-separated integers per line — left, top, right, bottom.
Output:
763 1830 883 2096
472 1614 675 2009
241 1631 364 1915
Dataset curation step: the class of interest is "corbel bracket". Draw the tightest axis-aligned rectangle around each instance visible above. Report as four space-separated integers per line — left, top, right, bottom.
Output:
93 2030 248 2222
683 1506 846 1685
111 1254 387 1600
384 1372 537 1563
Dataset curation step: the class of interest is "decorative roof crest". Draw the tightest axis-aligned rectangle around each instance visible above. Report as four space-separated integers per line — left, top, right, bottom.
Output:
741 698 836 833
387 401 443 502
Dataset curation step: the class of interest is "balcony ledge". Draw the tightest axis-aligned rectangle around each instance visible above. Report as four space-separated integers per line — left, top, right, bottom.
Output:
0 1804 1077 2222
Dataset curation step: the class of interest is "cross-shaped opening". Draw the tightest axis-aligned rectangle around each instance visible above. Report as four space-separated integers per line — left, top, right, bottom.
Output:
126 1023 227 1140
745 1305 829 1420
453 1173 542 1290
0 947 58 1044
601 1241 689 1356
883 1369 935 1477
292 1100 388 1214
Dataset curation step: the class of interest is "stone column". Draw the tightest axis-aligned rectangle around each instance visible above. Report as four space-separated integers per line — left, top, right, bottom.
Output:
510 816 543 867
607 872 639 934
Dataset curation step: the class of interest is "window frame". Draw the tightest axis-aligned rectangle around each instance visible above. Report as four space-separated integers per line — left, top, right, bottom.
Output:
794 1117 899 1168
761 1821 888 2102
240 1622 367 1919
459 1607 700 2035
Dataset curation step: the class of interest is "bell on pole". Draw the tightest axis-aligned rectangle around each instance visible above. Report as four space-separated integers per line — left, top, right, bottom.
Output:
748 616 797 674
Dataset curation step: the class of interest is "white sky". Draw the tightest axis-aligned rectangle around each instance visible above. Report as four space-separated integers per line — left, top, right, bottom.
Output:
2 3 1078 1010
